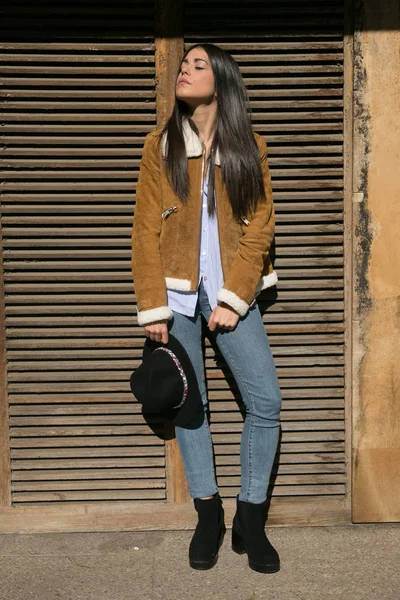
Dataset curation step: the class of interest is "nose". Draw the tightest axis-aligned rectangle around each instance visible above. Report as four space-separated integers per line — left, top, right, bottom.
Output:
180 62 190 77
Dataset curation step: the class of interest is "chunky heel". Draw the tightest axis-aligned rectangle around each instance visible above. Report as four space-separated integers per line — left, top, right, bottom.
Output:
231 526 246 555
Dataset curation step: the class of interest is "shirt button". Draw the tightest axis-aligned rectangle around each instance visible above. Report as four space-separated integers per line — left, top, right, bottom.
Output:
203 276 207 281
202 251 206 256
203 227 207 232
202 203 207 208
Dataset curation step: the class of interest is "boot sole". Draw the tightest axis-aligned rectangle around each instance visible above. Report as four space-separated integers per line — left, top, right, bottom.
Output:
189 554 219 570
189 525 226 570
248 559 280 574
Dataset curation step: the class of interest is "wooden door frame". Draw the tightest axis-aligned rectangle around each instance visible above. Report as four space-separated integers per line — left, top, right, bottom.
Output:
154 0 191 505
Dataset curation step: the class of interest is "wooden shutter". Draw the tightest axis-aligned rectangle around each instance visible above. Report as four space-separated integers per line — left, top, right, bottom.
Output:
185 1 348 506
0 0 351 530
0 2 165 505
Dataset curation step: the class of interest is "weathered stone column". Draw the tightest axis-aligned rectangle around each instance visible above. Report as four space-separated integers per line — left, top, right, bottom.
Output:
352 0 400 521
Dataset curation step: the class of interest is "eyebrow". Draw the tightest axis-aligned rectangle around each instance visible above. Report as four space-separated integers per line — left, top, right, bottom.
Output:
182 57 208 65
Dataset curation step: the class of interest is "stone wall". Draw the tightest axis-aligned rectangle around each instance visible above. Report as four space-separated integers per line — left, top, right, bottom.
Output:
352 0 400 521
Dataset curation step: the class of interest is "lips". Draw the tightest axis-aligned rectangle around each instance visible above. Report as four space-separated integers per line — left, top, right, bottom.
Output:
178 79 190 85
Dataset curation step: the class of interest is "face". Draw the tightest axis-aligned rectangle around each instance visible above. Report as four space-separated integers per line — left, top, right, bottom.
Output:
176 47 216 107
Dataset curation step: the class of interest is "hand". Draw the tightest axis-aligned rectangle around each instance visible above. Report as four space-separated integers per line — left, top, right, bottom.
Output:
208 303 240 332
143 320 169 344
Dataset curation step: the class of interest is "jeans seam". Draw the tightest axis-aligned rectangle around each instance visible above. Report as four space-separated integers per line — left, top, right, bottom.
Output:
204 414 218 493
215 336 255 503
171 303 218 499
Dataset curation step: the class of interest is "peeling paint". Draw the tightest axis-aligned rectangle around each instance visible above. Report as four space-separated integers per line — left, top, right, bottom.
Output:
353 8 373 317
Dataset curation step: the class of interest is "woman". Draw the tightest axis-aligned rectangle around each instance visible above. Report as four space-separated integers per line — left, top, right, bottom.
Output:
132 43 282 573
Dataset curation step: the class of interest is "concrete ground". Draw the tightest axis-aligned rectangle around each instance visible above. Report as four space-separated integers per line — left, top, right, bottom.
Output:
1 524 399 600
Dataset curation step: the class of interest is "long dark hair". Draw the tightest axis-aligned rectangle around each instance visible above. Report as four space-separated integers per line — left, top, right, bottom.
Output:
160 43 267 220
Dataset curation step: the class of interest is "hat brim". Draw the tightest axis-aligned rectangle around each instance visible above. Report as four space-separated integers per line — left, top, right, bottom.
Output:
142 334 204 427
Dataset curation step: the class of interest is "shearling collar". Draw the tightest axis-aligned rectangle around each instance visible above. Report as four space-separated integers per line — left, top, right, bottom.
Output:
161 117 221 166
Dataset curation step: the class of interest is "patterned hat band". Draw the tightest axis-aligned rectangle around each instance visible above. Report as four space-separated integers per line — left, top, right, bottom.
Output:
153 346 189 409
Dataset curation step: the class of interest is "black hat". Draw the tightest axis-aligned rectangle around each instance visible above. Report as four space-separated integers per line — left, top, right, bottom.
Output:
130 333 204 427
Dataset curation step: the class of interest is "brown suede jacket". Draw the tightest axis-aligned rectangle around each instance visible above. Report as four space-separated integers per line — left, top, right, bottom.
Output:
131 118 278 326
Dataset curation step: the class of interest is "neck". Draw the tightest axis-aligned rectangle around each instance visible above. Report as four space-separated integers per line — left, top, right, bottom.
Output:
187 101 217 145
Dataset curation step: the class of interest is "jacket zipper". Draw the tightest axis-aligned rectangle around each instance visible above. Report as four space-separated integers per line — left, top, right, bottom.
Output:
241 216 250 226
197 146 206 286
162 206 177 220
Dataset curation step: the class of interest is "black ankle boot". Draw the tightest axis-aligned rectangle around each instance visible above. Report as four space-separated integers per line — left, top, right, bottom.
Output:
232 495 280 573
189 492 226 570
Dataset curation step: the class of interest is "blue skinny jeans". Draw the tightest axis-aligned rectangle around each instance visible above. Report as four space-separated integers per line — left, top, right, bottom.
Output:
168 279 282 504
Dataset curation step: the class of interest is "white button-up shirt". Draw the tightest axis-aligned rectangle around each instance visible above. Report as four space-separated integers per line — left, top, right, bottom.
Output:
167 173 224 316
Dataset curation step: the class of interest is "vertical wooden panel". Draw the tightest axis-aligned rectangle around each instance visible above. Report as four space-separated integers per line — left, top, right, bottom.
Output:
154 0 189 503
155 0 185 127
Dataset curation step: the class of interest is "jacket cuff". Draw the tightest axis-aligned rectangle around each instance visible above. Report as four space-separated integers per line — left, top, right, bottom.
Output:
136 305 173 326
255 270 278 293
217 288 250 317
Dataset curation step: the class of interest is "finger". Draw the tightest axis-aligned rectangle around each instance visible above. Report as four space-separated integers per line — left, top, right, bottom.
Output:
161 329 169 344
208 309 217 331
